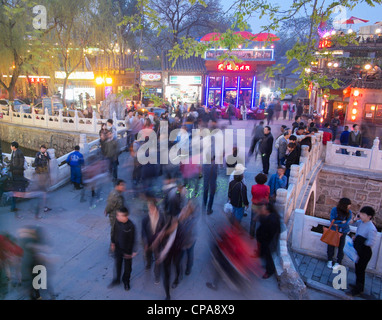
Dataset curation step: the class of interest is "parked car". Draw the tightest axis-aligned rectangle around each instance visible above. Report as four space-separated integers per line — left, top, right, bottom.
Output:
33 98 64 115
0 99 31 114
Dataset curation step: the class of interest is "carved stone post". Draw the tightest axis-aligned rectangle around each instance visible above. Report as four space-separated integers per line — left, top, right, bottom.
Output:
47 148 59 187
275 188 288 223
79 133 89 158
370 137 380 170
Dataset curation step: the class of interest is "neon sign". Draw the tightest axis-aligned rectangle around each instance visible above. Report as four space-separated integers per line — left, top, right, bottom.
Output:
217 63 251 71
29 77 46 84
319 39 332 49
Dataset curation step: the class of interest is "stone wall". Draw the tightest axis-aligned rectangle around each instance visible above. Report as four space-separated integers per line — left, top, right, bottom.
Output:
315 165 382 230
0 122 98 158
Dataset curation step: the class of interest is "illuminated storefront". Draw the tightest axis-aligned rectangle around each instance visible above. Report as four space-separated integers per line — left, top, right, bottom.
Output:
203 48 275 109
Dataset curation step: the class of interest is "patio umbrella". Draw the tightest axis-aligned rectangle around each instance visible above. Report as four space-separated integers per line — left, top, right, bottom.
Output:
253 32 280 42
200 32 222 41
375 21 382 26
340 16 369 24
234 31 257 40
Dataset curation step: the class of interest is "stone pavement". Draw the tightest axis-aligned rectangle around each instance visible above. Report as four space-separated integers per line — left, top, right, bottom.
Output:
0 117 337 301
291 250 382 300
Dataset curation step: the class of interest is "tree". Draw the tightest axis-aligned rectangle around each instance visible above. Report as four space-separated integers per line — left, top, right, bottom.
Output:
0 0 48 101
46 0 96 106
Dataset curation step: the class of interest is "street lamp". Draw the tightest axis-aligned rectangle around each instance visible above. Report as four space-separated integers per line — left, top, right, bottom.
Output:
364 64 372 71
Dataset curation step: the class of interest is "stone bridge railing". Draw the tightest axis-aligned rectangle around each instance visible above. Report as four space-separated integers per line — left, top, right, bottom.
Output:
272 132 382 298
0 108 125 134
2 129 128 192
325 137 382 171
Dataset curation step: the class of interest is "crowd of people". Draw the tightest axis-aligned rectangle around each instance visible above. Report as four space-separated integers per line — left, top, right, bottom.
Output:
0 98 379 300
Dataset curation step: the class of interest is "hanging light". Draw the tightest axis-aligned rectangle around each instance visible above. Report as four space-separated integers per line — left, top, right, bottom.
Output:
353 90 360 97
352 108 357 115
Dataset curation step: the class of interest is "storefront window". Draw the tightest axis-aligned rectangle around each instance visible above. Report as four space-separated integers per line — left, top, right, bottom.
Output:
224 90 237 106
208 90 221 107
225 76 238 88
238 90 252 107
166 86 201 104
209 76 222 88
240 76 253 88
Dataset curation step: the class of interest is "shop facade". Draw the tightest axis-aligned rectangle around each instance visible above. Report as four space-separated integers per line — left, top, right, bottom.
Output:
140 71 163 106
162 51 206 106
203 48 275 109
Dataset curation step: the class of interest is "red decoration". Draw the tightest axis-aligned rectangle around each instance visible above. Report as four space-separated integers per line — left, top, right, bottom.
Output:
319 39 332 48
217 63 251 71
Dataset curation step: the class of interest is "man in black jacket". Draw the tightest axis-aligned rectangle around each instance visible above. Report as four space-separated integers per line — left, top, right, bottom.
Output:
9 141 26 216
259 126 274 175
108 207 137 291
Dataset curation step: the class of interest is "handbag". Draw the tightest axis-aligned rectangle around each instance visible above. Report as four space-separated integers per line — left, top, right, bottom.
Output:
320 219 342 247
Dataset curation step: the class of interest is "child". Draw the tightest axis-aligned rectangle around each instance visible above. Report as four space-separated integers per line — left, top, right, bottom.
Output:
66 145 84 190
250 173 270 238
349 206 378 297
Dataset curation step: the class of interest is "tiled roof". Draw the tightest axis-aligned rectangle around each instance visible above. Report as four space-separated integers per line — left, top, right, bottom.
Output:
351 79 382 89
162 50 206 73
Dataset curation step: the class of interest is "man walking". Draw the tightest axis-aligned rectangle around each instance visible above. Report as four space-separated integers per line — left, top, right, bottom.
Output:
203 156 218 215
108 207 137 291
259 126 274 175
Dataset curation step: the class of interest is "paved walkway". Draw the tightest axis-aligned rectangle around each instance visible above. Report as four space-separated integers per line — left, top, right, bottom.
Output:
291 250 382 300
0 117 339 300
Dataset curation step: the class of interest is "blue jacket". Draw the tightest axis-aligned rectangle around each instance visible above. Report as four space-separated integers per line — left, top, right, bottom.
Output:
66 151 84 168
340 130 350 145
268 173 287 197
330 207 351 234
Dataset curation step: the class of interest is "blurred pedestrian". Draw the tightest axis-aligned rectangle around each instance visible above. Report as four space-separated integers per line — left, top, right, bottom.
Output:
288 102 295 121
326 198 352 270
104 130 119 182
282 101 289 120
348 206 378 297
66 145 84 190
274 100 281 120
250 173 270 238
104 179 126 242
256 202 281 279
33 144 51 215
228 173 249 224
141 197 165 284
108 207 137 291
248 121 264 160
266 101 274 125
177 200 198 277
9 141 26 216
330 114 341 142
202 156 218 215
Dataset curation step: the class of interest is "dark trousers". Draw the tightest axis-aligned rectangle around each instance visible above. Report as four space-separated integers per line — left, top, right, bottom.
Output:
108 159 118 181
203 181 216 212
145 248 161 281
113 249 132 285
261 153 270 174
327 233 347 264
259 241 275 275
163 249 182 298
179 242 196 273
249 138 260 156
354 237 372 293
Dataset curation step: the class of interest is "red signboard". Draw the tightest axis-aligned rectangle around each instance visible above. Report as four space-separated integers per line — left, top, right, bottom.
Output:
217 63 251 71
28 77 46 84
319 39 332 49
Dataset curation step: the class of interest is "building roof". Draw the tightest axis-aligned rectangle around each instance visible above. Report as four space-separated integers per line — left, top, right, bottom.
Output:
162 50 206 73
351 79 382 89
